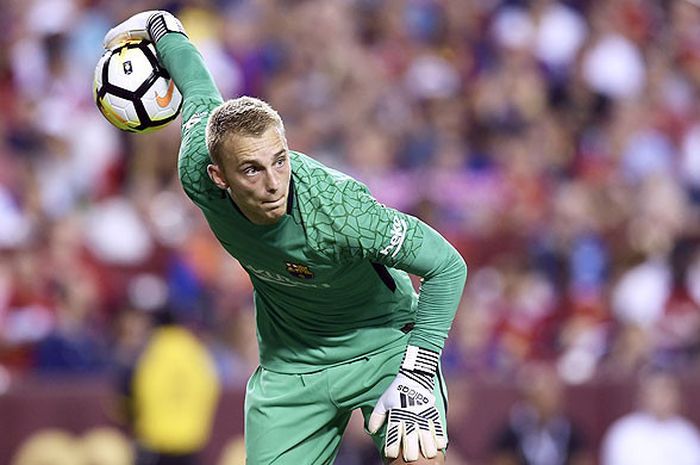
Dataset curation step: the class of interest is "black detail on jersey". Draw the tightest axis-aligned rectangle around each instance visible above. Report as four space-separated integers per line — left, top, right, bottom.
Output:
371 262 396 292
286 177 295 214
400 322 415 334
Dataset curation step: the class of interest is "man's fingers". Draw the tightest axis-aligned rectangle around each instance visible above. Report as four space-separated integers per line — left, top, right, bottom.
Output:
434 418 448 450
419 422 438 459
402 421 420 462
384 420 402 459
368 405 387 434
102 11 156 49
104 30 148 49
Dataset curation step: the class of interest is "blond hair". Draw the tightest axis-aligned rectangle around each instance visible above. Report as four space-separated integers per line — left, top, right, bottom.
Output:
205 96 285 165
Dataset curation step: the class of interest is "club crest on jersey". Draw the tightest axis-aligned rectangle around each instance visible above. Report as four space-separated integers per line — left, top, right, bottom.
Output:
286 262 314 280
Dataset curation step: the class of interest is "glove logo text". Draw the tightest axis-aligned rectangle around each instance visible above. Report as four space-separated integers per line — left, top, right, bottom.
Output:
396 384 428 407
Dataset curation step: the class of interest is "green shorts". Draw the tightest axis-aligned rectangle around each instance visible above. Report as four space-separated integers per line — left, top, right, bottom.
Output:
244 335 448 465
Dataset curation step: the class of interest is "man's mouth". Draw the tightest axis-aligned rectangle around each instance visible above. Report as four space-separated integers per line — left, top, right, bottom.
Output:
263 197 283 205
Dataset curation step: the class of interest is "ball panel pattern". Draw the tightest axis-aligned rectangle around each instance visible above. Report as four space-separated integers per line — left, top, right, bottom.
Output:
94 39 182 133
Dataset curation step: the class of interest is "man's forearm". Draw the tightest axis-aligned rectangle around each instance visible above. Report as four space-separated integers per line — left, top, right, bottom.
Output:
403 224 467 353
155 32 222 101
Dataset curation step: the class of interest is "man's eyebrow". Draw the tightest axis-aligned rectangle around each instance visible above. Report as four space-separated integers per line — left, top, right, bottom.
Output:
237 158 258 168
237 149 287 168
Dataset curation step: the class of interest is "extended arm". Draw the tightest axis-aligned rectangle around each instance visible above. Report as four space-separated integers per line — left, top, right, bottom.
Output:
328 179 467 460
103 11 225 206
394 222 467 353
368 219 466 461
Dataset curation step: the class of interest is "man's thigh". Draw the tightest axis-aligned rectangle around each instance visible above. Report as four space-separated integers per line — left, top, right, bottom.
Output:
326 338 450 459
244 366 350 465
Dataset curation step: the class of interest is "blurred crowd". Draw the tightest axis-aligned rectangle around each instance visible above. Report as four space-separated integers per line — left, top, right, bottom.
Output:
1 0 700 391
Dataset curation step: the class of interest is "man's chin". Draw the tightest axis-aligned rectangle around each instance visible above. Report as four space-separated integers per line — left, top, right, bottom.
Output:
261 205 286 223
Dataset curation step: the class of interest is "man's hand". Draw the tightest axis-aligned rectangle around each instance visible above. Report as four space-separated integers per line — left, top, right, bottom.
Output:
103 10 187 50
368 346 447 461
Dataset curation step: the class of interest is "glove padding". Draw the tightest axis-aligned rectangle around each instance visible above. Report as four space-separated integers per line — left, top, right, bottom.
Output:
368 346 447 461
103 10 186 50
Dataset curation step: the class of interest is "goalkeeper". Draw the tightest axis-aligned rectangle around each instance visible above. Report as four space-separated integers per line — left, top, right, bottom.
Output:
104 11 467 465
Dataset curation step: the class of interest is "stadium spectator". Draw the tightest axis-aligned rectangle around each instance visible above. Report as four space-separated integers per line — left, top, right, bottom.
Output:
10 429 82 465
489 363 591 465
117 307 220 465
80 427 133 465
601 372 700 465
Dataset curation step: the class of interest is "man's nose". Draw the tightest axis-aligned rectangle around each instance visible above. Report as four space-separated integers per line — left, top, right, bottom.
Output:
265 168 280 192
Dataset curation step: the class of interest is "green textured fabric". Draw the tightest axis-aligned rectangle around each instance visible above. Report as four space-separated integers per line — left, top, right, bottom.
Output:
156 33 467 374
244 334 448 465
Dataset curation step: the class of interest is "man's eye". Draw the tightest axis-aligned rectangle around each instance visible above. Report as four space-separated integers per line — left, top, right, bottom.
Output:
244 167 258 175
275 158 286 167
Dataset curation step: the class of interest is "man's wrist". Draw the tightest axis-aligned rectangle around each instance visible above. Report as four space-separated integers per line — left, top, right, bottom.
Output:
146 11 187 44
399 345 439 391
401 345 439 374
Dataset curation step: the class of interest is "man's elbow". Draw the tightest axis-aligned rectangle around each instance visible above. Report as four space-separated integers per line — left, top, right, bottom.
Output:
452 249 468 287
459 256 468 286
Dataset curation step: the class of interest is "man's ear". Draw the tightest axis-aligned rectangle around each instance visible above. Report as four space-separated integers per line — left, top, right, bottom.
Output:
207 164 228 190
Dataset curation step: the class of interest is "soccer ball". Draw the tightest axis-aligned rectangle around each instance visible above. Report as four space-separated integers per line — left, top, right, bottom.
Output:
94 39 182 133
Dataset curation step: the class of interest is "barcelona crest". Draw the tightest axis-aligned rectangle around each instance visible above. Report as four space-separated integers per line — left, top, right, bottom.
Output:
286 262 314 280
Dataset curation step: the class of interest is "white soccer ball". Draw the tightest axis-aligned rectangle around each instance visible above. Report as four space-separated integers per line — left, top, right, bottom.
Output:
94 39 182 133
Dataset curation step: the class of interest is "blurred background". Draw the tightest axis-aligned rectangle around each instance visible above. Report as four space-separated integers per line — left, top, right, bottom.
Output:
1 0 700 464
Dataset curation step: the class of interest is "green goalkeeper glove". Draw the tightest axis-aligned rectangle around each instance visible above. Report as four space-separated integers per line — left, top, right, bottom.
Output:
368 345 447 461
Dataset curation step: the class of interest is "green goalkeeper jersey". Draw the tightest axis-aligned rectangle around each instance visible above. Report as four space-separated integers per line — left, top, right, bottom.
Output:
157 33 467 374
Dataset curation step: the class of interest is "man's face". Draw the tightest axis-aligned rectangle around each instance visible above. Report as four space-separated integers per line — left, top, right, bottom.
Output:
208 126 291 225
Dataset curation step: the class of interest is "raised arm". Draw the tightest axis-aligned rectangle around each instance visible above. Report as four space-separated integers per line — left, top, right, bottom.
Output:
104 11 225 207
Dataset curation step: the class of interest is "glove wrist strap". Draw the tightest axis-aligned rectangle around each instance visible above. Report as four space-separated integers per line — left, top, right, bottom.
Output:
399 345 439 391
401 345 439 374
147 12 187 44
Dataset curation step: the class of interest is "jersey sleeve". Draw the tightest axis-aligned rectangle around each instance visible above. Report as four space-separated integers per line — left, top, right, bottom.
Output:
328 178 467 353
154 33 225 209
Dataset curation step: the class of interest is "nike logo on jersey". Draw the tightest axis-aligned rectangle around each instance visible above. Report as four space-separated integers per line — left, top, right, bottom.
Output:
380 216 407 258
156 81 175 108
